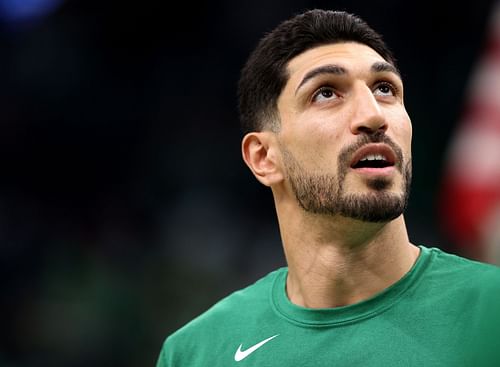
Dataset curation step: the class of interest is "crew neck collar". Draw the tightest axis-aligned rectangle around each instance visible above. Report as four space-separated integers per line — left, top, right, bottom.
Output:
271 245 432 327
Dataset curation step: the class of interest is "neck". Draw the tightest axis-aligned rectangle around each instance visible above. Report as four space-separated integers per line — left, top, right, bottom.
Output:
276 205 419 309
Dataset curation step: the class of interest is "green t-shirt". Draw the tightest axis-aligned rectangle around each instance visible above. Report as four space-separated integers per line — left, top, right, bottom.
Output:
156 246 500 366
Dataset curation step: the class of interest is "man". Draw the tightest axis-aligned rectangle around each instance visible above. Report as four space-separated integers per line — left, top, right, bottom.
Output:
156 9 500 366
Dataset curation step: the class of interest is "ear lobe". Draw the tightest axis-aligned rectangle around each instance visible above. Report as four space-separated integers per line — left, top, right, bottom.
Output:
241 132 284 187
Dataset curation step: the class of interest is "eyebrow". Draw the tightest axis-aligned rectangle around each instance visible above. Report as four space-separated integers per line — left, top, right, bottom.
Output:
371 61 400 77
295 64 346 94
294 61 401 95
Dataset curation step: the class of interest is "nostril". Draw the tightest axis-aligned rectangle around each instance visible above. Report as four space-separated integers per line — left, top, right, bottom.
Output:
357 126 375 134
355 123 387 134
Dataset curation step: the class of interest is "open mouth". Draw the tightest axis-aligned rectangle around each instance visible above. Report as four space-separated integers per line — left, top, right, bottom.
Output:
350 144 397 170
352 154 392 168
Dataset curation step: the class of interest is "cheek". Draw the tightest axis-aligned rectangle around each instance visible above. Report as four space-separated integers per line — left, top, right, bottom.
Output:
301 124 344 164
280 131 343 172
388 109 412 143
400 116 412 149
282 112 340 145
396 121 413 162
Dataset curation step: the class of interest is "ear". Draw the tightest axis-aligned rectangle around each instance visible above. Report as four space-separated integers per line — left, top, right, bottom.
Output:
241 132 284 187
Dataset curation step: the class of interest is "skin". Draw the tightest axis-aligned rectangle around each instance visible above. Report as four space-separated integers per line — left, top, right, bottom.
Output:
242 42 420 309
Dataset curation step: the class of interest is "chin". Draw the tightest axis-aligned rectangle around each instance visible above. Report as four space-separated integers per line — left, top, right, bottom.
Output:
366 177 392 191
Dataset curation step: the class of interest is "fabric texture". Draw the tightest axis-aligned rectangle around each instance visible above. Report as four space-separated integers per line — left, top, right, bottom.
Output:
156 246 500 366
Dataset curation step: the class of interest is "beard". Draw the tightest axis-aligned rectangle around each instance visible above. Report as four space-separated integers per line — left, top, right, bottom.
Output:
281 133 412 223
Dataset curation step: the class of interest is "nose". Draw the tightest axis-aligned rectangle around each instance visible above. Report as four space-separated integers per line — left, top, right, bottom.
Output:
349 84 388 134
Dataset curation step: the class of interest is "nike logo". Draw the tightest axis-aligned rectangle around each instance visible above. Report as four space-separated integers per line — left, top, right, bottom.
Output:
234 334 279 362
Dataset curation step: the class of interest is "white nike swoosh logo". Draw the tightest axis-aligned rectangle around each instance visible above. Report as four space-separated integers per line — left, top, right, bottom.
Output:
234 334 279 362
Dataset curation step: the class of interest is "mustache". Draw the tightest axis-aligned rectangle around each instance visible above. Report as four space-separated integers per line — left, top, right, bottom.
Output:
338 131 404 172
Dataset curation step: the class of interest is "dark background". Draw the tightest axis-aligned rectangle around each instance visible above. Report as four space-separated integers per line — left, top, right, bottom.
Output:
0 0 497 366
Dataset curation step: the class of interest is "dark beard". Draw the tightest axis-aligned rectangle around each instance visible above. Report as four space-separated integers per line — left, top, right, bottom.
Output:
282 133 412 223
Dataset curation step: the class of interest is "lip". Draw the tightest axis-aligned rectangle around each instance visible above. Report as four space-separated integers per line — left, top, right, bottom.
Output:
350 166 396 177
349 143 397 169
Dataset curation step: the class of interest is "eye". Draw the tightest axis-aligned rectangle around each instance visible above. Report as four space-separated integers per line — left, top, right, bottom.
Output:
312 86 339 103
373 82 397 97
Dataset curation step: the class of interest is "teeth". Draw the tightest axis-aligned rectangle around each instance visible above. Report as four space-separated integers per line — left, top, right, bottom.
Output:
360 154 386 161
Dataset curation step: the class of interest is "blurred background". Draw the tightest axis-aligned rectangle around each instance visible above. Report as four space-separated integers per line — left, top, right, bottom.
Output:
1 0 499 366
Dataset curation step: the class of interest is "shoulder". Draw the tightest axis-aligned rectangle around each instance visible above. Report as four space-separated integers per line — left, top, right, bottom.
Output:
177 267 284 328
424 245 500 278
424 250 500 364
421 245 500 297
157 268 286 365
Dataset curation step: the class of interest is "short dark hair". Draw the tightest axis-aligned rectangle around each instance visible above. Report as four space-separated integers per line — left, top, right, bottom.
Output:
237 9 398 134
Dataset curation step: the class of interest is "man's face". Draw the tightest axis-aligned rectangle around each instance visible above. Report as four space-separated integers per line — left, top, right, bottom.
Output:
276 42 412 222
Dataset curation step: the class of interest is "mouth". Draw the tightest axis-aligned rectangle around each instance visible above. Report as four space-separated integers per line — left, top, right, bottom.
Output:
350 144 397 170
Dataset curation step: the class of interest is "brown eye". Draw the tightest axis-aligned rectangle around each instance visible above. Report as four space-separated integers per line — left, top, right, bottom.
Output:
374 82 397 97
312 86 338 103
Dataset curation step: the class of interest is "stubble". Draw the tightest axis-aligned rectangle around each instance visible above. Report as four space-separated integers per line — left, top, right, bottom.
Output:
281 133 412 222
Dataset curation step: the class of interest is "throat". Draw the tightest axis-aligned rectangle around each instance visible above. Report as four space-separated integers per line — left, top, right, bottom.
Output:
286 243 381 308
284 231 418 309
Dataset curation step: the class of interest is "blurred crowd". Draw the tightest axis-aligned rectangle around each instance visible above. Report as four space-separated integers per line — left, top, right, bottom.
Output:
0 0 498 366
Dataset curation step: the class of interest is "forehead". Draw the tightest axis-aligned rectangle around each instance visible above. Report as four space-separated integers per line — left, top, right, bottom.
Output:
285 42 392 89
